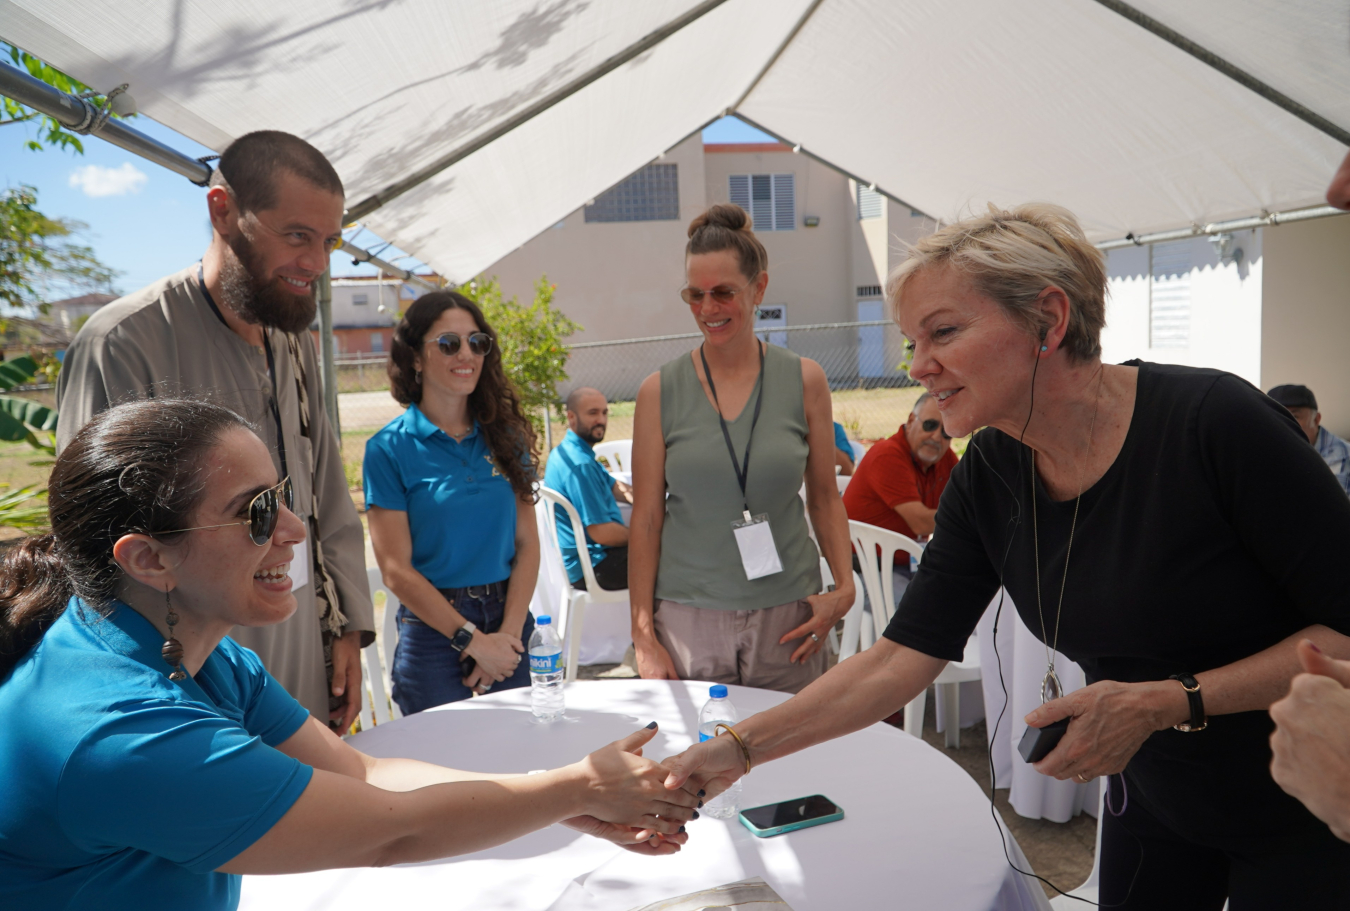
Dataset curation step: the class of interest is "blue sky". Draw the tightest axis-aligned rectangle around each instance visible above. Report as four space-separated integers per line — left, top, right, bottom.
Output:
2 110 773 298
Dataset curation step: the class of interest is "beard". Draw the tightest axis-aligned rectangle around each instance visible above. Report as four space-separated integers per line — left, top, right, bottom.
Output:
218 230 318 335
577 418 607 443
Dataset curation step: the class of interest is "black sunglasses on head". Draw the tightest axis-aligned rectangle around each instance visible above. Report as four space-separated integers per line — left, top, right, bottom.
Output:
433 332 493 357
160 477 294 546
921 418 953 440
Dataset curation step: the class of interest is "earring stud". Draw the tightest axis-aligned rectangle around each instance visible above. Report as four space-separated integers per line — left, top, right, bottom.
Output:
1040 345 1048 352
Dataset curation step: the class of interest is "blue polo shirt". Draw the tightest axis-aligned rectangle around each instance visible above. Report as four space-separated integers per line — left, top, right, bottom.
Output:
0 598 312 911
834 421 852 460
543 429 624 584
364 404 519 589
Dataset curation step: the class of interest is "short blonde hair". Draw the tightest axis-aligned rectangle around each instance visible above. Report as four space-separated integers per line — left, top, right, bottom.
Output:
886 203 1106 361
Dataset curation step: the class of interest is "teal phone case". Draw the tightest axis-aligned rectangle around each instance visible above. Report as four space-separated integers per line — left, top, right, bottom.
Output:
737 798 844 838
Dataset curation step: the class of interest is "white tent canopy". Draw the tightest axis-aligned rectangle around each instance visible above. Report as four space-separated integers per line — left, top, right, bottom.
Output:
2 0 1345 283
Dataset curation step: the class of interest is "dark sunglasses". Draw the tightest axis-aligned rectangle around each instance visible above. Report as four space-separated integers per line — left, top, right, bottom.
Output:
161 477 294 546
433 332 493 357
679 273 760 306
921 418 952 440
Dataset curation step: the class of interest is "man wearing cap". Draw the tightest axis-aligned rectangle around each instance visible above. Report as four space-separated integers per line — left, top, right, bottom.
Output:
1268 384 1350 496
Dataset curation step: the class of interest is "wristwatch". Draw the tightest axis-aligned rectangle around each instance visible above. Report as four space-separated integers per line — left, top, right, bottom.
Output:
450 620 477 653
1168 673 1208 732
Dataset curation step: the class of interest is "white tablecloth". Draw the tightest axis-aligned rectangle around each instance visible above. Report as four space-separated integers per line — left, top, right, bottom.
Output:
240 681 1051 911
976 592 1099 823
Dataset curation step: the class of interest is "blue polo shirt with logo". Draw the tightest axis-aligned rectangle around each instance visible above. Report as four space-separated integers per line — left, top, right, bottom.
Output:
543 429 624 584
363 404 519 589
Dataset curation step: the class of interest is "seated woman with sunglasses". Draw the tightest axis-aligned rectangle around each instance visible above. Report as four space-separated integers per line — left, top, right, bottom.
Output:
0 398 696 911
628 204 856 693
365 292 541 714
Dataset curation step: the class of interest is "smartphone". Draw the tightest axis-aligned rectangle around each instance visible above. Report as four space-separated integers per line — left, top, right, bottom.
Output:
738 795 844 838
1017 717 1070 764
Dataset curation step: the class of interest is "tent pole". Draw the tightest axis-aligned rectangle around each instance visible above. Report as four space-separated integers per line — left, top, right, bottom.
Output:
0 61 437 292
1096 204 1348 250
316 270 341 436
729 0 827 112
344 0 734 221
1090 0 1350 147
729 111 937 222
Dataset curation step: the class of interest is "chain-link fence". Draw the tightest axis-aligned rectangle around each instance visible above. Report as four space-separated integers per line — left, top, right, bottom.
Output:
337 321 923 448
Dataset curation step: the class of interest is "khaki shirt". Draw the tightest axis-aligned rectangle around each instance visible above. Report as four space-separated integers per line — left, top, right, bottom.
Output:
56 265 374 720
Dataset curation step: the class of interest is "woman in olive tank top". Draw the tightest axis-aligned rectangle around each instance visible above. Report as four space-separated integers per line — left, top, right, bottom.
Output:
627 204 856 694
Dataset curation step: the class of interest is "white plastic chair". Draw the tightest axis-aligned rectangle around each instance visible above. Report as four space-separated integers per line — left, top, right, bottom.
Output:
849 440 865 465
836 474 851 496
537 486 629 681
819 556 869 661
355 567 401 733
849 520 981 748
1049 787 1106 909
592 439 632 475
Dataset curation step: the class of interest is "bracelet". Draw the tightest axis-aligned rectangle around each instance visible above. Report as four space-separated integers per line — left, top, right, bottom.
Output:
714 723 752 775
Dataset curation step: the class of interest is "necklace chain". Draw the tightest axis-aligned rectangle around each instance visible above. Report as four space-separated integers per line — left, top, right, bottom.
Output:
1032 367 1104 701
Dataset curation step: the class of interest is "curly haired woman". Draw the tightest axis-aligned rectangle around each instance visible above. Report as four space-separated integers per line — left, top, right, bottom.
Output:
365 292 541 714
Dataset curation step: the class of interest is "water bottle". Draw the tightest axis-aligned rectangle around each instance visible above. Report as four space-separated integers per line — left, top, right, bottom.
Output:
529 616 565 721
697 684 742 819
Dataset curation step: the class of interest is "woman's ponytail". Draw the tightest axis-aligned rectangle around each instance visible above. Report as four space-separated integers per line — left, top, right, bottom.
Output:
0 535 73 676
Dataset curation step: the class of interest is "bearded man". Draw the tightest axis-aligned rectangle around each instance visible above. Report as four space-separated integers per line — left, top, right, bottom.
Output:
56 131 373 731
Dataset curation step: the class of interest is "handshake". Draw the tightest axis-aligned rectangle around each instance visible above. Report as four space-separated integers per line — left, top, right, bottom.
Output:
558 722 750 854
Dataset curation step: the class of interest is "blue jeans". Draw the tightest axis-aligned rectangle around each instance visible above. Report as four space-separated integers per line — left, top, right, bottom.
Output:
390 583 535 715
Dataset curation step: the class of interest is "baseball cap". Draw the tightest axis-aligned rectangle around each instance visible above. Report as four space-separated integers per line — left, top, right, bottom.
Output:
1267 384 1318 411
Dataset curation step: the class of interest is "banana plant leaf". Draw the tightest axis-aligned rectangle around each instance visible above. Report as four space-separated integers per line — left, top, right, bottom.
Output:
0 395 58 441
0 356 40 392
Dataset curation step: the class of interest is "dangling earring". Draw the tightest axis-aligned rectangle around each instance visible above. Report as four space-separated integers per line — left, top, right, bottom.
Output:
162 587 187 681
415 368 423 383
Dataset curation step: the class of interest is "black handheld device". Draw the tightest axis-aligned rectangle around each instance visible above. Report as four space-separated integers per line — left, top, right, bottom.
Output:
1017 717 1070 764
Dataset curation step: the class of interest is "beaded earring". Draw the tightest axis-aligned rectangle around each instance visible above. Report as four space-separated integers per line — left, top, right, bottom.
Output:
162 587 187 681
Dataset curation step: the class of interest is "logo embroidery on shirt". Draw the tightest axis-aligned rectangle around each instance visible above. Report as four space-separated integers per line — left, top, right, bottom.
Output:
484 453 503 477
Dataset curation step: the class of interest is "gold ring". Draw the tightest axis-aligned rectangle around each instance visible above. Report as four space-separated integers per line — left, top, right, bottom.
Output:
1075 773 1090 783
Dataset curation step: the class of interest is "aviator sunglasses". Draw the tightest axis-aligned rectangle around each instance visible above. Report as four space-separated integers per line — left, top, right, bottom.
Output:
433 332 493 357
679 272 761 306
160 477 294 546
921 418 953 441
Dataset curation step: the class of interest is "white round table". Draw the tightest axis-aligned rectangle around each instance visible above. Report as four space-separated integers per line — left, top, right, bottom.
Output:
239 681 1051 911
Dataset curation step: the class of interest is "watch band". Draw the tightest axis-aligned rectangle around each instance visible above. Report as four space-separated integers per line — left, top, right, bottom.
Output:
450 620 477 653
1168 673 1207 732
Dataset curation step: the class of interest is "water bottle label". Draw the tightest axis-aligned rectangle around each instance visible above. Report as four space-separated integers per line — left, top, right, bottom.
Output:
530 651 562 673
699 731 712 742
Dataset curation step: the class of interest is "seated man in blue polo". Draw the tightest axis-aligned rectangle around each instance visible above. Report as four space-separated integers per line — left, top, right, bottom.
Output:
544 387 630 591
834 421 855 476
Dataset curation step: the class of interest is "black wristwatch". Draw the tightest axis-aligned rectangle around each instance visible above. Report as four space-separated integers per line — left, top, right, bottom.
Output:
449 620 477 653
1169 673 1207 732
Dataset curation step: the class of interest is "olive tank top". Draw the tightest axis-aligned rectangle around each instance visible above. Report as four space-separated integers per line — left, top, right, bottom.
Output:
656 343 822 610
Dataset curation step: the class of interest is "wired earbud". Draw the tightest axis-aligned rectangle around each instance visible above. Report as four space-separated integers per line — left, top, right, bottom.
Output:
1041 345 1048 352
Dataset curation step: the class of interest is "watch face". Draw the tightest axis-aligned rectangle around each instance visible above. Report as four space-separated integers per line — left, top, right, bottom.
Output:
451 627 473 651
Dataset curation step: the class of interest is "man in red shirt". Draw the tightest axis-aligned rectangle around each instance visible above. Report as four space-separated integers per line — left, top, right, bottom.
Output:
844 392 957 542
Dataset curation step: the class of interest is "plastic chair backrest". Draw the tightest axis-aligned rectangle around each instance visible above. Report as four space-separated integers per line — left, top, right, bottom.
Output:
836 474 851 496
848 520 924 639
593 439 633 474
361 567 400 726
538 486 627 604
849 440 865 465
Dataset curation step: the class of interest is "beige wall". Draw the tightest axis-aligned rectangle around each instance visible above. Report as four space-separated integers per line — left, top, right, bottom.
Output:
702 149 852 325
1261 215 1350 436
485 135 706 344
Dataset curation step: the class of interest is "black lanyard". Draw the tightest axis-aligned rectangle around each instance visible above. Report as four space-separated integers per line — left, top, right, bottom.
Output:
197 264 289 481
699 342 765 517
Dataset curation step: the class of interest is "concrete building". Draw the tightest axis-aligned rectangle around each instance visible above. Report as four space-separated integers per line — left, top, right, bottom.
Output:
314 275 430 358
485 136 938 362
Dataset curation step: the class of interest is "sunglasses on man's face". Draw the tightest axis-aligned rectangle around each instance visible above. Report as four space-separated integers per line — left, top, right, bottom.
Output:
679 273 760 306
433 332 493 357
921 418 953 440
162 477 294 546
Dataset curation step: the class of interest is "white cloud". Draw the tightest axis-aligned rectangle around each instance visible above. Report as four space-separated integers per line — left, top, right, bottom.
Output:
68 162 148 197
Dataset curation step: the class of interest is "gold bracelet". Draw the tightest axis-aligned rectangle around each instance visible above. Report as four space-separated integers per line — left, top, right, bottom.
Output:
714 723 752 775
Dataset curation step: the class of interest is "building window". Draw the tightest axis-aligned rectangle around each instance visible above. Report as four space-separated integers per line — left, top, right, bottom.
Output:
1150 241 1191 349
729 173 795 231
584 163 679 222
353 293 368 306
857 185 883 220
370 333 384 353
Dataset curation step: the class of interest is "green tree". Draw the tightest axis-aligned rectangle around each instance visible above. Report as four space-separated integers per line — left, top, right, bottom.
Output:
1 46 135 154
458 275 580 436
0 185 121 310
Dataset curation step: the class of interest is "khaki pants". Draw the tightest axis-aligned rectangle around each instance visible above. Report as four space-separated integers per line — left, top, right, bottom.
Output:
654 599 828 694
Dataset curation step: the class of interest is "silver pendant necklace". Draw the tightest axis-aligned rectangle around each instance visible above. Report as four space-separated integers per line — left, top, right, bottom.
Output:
1032 368 1103 704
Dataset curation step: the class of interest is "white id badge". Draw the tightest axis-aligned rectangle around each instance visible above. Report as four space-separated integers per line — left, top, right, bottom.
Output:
289 551 311 590
732 512 784 580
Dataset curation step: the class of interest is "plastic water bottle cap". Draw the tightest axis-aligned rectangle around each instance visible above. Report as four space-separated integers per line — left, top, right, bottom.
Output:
710 684 728 699
537 615 552 626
